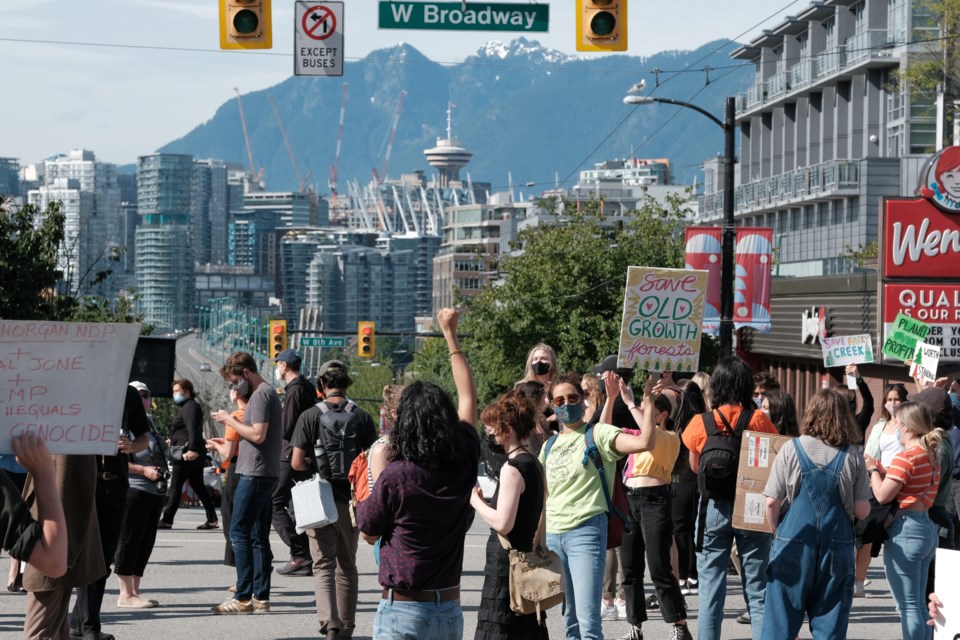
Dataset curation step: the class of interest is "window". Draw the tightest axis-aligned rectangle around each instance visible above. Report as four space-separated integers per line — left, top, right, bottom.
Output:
888 0 907 45
832 201 843 225
790 210 800 231
846 198 859 222
817 202 829 227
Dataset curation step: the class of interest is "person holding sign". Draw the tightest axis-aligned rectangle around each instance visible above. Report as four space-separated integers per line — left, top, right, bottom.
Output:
865 402 944 640
761 390 871 639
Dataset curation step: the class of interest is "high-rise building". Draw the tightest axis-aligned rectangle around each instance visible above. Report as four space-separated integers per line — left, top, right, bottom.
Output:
135 153 195 331
0 158 20 199
192 159 230 266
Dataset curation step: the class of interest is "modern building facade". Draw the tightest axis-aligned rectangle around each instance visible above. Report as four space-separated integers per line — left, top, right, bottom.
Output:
698 0 938 276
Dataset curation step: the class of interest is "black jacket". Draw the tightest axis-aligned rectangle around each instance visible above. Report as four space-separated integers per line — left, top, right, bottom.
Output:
169 397 205 453
280 375 319 461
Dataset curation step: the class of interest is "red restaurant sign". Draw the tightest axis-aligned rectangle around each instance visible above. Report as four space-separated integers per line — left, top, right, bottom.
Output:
883 197 960 279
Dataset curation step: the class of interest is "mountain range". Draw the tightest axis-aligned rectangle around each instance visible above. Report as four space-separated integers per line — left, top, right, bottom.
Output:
158 38 752 192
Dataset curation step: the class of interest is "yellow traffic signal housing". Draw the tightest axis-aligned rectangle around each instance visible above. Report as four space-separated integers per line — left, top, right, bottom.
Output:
268 319 287 360
357 321 375 358
219 0 273 50
576 0 627 52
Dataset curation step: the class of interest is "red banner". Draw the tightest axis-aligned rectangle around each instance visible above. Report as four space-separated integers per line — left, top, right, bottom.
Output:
734 228 773 333
883 197 960 278
684 227 721 334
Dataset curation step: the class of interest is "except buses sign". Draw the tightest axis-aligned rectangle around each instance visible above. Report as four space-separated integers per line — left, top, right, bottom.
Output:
378 1 549 32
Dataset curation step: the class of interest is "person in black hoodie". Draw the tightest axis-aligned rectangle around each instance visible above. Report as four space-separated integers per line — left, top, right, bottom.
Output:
272 349 319 577
158 379 219 530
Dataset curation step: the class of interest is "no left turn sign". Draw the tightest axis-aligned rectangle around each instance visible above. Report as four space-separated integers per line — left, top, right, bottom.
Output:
294 1 343 76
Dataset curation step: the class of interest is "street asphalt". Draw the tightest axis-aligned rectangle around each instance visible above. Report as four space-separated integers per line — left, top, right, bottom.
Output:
0 507 909 640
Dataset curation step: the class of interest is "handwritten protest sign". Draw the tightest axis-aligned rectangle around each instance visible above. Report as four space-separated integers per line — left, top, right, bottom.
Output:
882 312 931 362
618 267 708 372
821 334 874 368
910 341 940 384
934 549 960 638
0 321 141 455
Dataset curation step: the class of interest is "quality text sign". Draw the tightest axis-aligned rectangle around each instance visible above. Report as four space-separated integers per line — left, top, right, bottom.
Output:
821 334 875 368
618 267 708 372
0 321 142 455
881 312 931 362
910 341 941 384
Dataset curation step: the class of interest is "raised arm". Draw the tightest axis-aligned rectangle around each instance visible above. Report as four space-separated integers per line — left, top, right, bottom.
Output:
613 374 656 454
438 308 476 425
598 371 620 425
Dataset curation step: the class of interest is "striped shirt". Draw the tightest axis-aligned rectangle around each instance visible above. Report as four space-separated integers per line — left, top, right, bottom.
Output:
887 445 940 509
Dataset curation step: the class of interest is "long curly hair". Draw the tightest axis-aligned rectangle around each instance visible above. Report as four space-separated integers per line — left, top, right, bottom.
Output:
389 381 473 474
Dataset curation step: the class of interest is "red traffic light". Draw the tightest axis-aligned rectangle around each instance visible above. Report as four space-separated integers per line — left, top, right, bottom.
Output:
361 326 372 335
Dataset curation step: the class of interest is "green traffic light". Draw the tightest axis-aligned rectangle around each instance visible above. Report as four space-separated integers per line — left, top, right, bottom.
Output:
590 10 616 36
233 9 260 34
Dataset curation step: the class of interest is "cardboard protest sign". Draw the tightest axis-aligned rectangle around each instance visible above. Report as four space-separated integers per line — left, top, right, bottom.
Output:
0 321 141 455
821 334 874 368
733 431 793 533
882 312 931 362
618 267 708 372
934 548 960 637
910 341 940 384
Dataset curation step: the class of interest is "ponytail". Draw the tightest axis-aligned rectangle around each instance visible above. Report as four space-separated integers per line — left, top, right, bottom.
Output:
919 428 945 472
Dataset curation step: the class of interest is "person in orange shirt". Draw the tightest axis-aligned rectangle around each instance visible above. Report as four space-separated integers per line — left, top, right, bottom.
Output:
680 356 778 640
207 384 248 574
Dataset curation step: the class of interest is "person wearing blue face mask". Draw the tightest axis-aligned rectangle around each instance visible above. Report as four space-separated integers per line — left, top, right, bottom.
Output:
539 373 654 640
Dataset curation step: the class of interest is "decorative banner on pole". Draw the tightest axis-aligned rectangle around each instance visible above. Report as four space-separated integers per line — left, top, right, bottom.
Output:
910 341 940 383
684 226 721 335
821 334 875 368
0 321 142 455
618 267 708 372
734 228 773 333
882 312 932 362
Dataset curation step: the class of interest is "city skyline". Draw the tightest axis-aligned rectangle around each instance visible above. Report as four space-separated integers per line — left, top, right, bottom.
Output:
3 0 782 164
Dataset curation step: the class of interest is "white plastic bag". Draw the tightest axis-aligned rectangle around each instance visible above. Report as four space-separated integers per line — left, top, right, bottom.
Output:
292 475 339 533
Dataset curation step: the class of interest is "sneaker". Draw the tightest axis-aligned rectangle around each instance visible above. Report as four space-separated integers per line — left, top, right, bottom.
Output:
645 594 659 610
196 521 219 530
252 597 270 612
601 601 619 621
863 578 872 587
670 624 693 640
853 581 866 598
619 626 643 640
117 595 158 609
615 597 627 619
277 558 312 576
736 612 751 624
211 598 253 614
684 579 698 595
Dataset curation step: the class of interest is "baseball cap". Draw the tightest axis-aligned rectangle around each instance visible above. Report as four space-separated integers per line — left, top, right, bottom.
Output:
129 381 150 394
273 348 302 366
317 359 348 377
590 354 634 380
907 387 952 426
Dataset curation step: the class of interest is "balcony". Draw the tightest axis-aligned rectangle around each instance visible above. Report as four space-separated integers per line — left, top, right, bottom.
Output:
736 83 765 113
789 59 814 91
844 29 892 65
767 71 789 100
697 159 861 217
816 46 845 79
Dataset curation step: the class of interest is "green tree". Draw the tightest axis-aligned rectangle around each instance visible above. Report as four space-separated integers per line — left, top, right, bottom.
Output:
456 194 691 403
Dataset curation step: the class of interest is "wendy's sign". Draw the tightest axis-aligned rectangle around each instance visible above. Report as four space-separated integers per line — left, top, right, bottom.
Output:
919 146 960 214
883 198 960 278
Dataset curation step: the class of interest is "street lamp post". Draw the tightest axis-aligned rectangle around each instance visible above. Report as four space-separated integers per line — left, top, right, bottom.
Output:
623 92 737 358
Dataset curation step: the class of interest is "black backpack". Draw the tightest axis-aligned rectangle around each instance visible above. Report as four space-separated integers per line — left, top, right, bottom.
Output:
312 400 361 483
697 408 753 502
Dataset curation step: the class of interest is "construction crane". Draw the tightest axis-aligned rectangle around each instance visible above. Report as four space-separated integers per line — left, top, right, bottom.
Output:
267 95 311 193
328 82 348 201
374 90 407 184
234 87 264 189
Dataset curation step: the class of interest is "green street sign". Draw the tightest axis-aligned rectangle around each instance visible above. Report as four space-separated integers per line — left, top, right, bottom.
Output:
378 1 549 32
300 336 347 348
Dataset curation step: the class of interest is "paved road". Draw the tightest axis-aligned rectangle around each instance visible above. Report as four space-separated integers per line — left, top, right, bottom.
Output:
0 507 907 640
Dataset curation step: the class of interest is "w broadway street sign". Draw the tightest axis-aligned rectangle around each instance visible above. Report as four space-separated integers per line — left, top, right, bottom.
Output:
378 1 549 32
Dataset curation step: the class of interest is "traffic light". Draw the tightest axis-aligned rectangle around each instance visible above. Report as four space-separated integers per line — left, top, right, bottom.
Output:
219 0 272 50
576 0 627 52
357 321 375 358
268 319 287 360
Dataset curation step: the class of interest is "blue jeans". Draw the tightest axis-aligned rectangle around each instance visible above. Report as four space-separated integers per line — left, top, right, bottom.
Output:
546 512 607 640
373 598 463 640
696 499 771 640
885 511 938 640
231 474 277 601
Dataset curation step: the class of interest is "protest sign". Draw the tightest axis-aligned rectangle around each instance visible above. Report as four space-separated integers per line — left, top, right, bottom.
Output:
882 312 931 362
934 548 960 638
618 267 708 372
0 321 141 455
910 341 941 384
821 334 874 368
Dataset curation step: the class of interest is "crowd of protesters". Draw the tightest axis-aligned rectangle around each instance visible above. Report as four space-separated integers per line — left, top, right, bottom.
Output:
3 308 960 640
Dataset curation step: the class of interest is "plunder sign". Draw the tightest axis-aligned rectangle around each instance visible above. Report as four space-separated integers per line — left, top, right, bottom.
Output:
883 284 960 362
378 2 549 31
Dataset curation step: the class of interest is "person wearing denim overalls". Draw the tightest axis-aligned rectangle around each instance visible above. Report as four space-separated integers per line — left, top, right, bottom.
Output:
761 390 871 639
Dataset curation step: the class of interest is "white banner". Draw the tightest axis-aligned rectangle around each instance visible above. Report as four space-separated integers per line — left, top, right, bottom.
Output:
821 334 875 368
910 341 940 384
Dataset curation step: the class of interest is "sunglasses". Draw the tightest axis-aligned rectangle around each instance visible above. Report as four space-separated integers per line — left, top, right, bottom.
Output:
552 393 582 407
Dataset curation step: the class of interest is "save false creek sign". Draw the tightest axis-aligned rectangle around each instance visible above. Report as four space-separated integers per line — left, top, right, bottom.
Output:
378 1 549 32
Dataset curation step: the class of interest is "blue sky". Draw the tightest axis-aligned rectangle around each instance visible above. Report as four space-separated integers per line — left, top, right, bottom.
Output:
1 0 786 165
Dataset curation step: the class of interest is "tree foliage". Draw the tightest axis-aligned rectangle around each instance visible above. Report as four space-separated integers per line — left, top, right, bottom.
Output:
453 194 691 403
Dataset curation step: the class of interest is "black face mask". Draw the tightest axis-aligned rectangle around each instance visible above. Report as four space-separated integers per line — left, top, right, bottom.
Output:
484 432 505 455
532 361 551 376
235 377 252 397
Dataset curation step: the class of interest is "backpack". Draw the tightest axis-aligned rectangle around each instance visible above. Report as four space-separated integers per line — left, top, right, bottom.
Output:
697 407 753 502
347 449 372 503
312 400 361 483
543 424 631 549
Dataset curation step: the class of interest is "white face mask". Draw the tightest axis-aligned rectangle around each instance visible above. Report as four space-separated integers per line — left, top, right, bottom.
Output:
274 365 286 386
